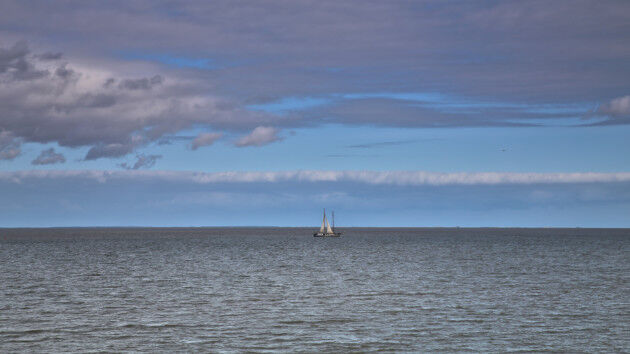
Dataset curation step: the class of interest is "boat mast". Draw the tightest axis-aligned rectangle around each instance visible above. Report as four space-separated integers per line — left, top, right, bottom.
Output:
332 211 335 232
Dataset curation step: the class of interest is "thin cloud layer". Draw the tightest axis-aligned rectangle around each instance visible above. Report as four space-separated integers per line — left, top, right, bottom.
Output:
2 170 630 186
2 169 630 227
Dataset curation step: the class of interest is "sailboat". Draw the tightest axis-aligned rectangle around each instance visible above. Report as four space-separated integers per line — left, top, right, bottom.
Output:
313 209 342 237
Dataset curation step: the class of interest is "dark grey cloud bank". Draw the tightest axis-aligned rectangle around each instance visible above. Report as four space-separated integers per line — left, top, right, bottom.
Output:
0 1 629 162
3 0 625 101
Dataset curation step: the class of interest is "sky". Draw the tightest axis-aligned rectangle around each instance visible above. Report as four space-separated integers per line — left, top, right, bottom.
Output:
1 0 629 227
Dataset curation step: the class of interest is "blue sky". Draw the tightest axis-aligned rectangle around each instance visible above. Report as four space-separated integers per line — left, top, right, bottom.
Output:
1 1 629 226
8 124 630 174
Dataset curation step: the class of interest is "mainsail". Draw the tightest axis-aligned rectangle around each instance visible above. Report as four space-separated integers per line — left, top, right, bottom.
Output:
320 209 326 233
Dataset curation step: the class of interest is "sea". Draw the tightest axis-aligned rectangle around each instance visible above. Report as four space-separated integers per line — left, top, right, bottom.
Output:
1 227 628 352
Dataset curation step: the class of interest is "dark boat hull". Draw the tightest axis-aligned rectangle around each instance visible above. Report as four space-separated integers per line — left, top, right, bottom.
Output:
313 232 342 237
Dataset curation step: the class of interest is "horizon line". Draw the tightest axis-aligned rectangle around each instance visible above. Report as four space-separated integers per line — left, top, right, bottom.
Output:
2 225 629 230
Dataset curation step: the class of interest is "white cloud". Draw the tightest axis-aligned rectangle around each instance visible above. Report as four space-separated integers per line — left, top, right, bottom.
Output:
191 132 222 150
2 170 630 186
599 95 630 116
0 42 284 160
235 126 281 147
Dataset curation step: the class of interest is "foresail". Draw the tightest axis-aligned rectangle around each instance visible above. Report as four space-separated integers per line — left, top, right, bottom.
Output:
320 215 326 233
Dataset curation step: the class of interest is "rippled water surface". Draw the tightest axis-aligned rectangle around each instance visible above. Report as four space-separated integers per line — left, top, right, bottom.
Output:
1 227 628 352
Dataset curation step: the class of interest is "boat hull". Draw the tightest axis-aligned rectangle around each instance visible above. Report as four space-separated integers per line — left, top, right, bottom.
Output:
313 232 342 237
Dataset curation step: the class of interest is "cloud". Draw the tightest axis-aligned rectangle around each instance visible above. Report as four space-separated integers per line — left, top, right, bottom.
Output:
0 148 20 160
157 135 195 145
0 41 286 161
235 126 281 147
589 95 630 125
191 132 222 150
2 169 630 227
306 96 601 128
85 142 136 160
1 1 628 122
0 1 628 166
119 154 162 170
118 75 163 90
0 40 48 81
31 148 66 165
598 95 630 116
36 52 63 61
0 131 21 160
2 170 630 186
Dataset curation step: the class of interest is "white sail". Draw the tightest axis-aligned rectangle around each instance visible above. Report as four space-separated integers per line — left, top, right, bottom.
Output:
326 219 333 234
314 208 341 237
320 212 326 233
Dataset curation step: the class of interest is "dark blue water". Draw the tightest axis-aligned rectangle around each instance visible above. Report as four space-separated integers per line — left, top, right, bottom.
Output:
1 228 628 352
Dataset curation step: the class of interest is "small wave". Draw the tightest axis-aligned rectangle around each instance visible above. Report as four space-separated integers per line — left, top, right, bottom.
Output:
311 318 357 325
278 320 307 325
116 322 195 329
0 328 58 336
